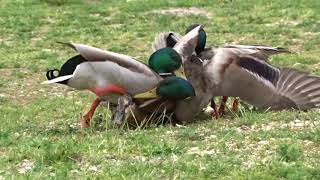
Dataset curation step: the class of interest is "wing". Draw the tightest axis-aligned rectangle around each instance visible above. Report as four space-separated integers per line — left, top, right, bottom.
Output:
210 48 320 110
152 32 182 51
61 42 160 77
223 44 291 61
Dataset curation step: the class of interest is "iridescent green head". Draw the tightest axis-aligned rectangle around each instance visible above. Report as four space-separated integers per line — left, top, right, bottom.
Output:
186 24 206 54
157 76 195 100
148 48 182 74
134 76 195 100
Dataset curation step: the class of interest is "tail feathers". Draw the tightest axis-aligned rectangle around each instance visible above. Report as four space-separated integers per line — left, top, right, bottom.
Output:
275 68 320 110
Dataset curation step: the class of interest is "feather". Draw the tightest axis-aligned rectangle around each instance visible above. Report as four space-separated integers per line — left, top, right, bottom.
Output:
62 42 160 77
152 32 182 51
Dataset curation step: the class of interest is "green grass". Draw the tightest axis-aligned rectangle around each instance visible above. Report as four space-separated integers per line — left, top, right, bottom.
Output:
1 0 320 179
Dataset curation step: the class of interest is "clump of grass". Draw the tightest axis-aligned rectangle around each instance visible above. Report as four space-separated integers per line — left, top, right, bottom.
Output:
39 0 75 6
0 62 7 69
276 143 303 162
11 70 26 79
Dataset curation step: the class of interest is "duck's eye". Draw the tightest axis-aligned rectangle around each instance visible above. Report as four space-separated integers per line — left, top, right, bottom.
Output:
46 69 60 80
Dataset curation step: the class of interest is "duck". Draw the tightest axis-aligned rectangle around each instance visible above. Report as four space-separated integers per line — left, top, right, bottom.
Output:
164 26 320 122
43 43 196 128
112 29 208 126
153 24 231 118
153 24 291 118
200 46 320 111
149 26 214 123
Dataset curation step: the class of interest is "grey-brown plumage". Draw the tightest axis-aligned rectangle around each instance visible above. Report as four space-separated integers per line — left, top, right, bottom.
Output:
158 27 214 122
202 47 320 111
153 27 320 123
153 32 291 62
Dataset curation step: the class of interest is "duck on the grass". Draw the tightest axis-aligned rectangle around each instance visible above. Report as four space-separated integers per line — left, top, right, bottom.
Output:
153 24 293 118
42 31 199 127
155 25 320 123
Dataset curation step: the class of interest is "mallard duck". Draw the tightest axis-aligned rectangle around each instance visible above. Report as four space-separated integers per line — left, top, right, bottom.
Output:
153 24 230 118
151 25 320 124
153 24 291 117
128 46 196 100
112 29 207 126
168 26 320 122
43 43 195 127
201 47 320 111
168 26 214 123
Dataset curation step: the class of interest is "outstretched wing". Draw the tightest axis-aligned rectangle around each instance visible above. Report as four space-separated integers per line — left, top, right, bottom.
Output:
210 48 320 110
223 44 291 61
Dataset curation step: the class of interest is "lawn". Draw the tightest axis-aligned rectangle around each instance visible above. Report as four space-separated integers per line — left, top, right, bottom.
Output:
0 0 319 179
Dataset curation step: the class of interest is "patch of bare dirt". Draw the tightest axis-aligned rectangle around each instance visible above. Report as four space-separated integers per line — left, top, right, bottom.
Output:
186 146 218 156
226 138 318 169
265 19 302 27
235 119 320 134
0 148 7 157
0 68 75 104
16 159 35 174
150 7 212 19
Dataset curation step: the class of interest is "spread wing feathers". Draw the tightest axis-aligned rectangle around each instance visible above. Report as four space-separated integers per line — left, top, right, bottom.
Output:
237 56 280 86
273 68 320 110
60 42 159 77
224 44 291 61
235 55 320 110
152 32 182 51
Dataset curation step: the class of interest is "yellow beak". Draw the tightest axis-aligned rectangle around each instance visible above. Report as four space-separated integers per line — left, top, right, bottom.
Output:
133 87 158 99
174 67 187 80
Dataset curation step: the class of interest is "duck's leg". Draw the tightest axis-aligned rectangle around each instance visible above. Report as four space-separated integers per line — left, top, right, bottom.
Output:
210 99 219 119
232 97 240 111
81 97 101 128
218 96 228 116
81 84 126 128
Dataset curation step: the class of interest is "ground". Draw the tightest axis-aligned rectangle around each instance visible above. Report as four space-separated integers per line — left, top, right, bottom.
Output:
0 0 320 179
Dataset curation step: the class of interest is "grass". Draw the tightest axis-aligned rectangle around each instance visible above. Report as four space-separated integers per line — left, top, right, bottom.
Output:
0 0 320 179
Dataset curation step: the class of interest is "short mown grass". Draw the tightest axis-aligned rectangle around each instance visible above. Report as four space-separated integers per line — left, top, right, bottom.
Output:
0 0 319 179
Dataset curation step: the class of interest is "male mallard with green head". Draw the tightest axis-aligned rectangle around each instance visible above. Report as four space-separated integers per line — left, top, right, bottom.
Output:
43 42 196 127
